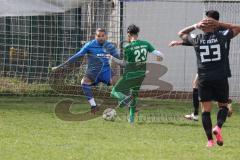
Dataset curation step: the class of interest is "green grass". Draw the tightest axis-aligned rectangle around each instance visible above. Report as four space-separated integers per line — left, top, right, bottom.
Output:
0 97 239 160
0 77 54 95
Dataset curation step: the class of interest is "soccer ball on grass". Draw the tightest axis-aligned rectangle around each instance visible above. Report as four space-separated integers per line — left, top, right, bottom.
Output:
102 108 117 121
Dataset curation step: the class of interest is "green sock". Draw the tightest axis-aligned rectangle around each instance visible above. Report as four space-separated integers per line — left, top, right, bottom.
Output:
129 106 135 123
111 88 127 102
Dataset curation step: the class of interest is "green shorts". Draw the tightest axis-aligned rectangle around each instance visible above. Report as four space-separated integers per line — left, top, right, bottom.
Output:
113 74 145 96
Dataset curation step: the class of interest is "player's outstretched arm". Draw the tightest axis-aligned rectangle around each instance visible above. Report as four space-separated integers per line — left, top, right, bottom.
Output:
110 56 126 67
109 43 120 59
169 40 193 47
51 60 70 71
51 66 59 71
51 43 89 71
51 52 84 71
66 47 88 64
169 40 183 47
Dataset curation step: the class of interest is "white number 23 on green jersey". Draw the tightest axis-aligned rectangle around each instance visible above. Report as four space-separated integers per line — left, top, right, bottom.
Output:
134 48 147 62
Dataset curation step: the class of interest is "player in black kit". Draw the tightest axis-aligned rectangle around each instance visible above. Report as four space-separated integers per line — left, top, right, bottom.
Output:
169 11 233 121
178 10 240 147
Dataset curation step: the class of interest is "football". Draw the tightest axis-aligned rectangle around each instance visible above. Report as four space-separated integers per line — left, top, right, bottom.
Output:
102 108 117 121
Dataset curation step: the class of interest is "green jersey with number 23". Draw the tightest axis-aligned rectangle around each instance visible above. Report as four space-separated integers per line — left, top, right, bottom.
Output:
123 40 155 78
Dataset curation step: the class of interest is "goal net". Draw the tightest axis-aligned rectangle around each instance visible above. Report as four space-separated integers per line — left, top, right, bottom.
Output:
0 0 121 96
0 0 240 102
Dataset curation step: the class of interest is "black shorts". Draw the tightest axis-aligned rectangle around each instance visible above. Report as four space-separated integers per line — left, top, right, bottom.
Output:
198 78 229 103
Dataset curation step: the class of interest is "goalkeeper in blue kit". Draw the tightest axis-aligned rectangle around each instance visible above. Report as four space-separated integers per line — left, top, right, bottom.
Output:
52 28 119 114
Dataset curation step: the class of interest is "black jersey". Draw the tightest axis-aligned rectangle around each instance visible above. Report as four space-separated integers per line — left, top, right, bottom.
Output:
183 29 231 77
186 29 233 80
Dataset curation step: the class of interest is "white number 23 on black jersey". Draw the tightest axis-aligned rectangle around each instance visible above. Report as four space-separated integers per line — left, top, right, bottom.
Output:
199 44 221 63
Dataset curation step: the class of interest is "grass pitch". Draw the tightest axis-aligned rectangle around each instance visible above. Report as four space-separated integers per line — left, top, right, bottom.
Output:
0 97 239 160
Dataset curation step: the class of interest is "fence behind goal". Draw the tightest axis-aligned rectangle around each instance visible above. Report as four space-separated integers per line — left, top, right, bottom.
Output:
0 0 239 102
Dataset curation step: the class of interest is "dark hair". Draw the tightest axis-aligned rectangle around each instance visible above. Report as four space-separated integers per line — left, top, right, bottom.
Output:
127 24 140 35
206 10 220 20
96 28 106 34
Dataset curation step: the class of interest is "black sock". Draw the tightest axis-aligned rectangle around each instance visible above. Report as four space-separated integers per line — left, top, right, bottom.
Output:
217 106 229 128
193 88 199 116
202 112 213 140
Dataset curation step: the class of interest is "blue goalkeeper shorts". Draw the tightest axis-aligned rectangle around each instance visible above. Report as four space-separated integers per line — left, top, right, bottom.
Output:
86 68 112 86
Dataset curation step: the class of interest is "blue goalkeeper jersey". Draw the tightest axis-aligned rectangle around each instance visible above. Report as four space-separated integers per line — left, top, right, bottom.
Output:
65 39 119 73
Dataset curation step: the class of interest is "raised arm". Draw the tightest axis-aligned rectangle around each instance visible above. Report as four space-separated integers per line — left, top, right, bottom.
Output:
219 22 240 37
178 25 196 41
206 18 240 38
178 20 205 41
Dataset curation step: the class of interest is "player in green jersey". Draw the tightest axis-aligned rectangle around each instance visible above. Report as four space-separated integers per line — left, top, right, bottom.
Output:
111 24 164 123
